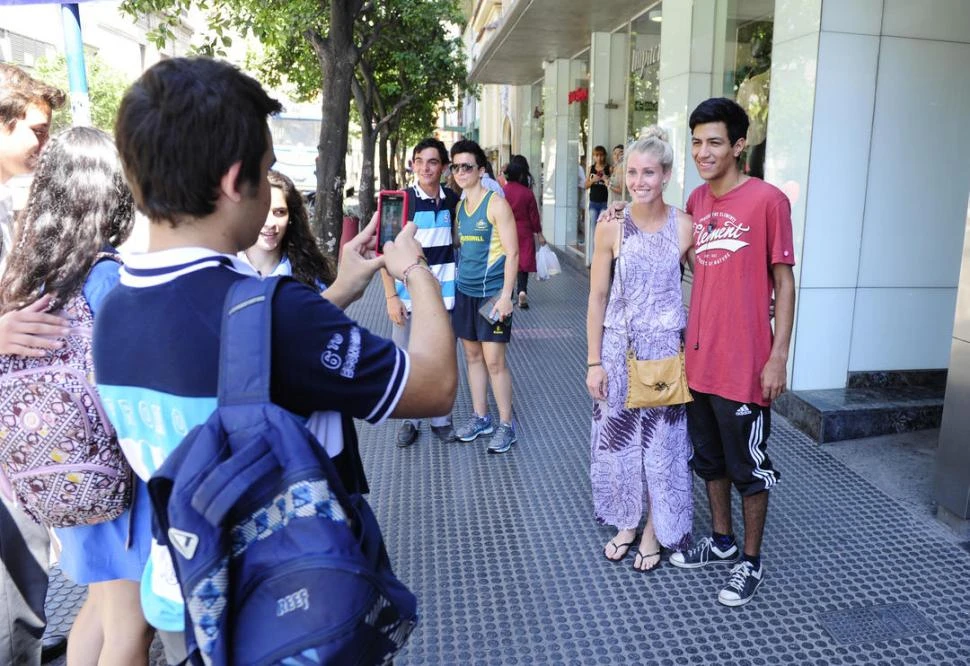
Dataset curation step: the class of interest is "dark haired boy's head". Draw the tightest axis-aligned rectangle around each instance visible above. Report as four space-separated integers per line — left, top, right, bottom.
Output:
450 139 487 168
412 138 448 192
0 63 65 182
115 57 282 224
0 63 65 129
688 97 749 146
413 137 448 165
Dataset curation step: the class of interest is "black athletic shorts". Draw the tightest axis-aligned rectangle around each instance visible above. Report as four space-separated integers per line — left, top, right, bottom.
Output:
686 390 780 495
452 291 512 343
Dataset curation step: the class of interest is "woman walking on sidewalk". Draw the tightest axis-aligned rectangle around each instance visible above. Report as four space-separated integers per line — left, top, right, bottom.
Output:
586 128 694 572
502 156 545 309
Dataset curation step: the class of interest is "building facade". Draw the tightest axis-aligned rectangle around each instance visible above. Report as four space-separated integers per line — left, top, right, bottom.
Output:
466 0 970 519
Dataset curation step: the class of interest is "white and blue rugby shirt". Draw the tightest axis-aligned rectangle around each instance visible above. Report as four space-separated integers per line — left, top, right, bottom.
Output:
392 184 458 311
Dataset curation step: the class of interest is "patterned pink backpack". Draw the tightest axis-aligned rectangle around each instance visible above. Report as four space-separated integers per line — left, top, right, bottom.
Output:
0 259 132 527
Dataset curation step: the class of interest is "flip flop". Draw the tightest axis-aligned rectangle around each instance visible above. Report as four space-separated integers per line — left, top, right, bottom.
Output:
632 549 662 573
603 534 638 563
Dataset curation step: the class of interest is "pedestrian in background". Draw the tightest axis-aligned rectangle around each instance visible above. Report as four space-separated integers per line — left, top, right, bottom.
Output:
502 155 545 310
609 144 625 203
586 127 694 573
585 145 612 245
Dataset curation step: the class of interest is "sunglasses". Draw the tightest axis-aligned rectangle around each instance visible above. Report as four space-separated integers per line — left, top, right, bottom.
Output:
450 162 479 174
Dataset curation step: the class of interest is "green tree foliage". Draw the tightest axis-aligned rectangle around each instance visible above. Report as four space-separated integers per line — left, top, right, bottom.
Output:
119 0 467 257
33 53 131 133
349 0 467 221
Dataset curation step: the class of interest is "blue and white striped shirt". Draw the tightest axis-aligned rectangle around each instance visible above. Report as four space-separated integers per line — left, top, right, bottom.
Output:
393 184 459 311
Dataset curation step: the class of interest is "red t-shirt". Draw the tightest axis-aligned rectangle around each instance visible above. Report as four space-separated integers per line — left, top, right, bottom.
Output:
685 178 795 406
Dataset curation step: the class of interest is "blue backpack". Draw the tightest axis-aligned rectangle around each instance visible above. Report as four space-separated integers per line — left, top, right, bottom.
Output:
147 277 417 666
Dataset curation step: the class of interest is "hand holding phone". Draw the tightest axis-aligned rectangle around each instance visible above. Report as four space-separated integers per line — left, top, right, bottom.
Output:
376 190 408 255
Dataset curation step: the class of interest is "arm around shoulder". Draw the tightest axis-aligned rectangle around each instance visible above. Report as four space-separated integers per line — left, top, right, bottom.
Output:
675 209 694 262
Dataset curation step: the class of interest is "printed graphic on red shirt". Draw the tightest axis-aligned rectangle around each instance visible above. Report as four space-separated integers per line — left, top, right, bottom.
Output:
692 210 751 266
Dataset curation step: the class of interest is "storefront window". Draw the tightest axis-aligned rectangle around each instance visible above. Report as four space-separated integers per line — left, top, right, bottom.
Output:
715 0 773 178
628 4 662 143
571 50 589 255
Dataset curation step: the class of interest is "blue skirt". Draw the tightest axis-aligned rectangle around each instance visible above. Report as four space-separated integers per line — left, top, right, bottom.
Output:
54 478 153 584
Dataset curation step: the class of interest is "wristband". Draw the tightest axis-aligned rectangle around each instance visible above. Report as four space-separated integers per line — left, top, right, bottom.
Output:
386 294 399 300
587 361 602 367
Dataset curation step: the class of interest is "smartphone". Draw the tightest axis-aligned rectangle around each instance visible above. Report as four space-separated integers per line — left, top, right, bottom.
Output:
477 293 508 325
377 190 408 254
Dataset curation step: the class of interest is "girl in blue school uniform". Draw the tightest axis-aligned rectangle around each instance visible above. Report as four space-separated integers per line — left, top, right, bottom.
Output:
241 169 335 289
0 127 152 664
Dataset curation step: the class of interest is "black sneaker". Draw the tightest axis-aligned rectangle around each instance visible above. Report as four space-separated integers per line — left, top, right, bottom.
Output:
669 536 739 569
395 421 419 448
718 560 764 607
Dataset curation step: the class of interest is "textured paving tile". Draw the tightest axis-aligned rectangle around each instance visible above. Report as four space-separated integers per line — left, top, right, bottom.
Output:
44 259 970 665
348 262 970 666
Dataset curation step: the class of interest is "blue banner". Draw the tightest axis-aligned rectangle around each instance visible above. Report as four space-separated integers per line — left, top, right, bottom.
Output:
0 1 105 5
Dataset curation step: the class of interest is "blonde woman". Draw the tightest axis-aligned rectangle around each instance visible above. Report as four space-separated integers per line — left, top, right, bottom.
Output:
586 128 694 572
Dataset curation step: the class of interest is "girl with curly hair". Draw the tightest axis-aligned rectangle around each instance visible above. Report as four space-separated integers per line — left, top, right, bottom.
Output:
0 126 153 663
242 169 335 289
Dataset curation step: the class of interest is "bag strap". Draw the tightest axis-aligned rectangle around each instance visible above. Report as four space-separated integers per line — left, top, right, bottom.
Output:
619 207 686 356
191 436 278 526
617 206 637 355
194 275 353 527
217 276 284 409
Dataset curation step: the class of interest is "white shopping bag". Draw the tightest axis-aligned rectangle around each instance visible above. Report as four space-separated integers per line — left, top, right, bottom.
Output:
536 245 550 280
539 244 561 277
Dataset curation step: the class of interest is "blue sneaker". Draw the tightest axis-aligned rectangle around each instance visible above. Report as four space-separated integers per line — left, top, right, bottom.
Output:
486 422 517 454
456 414 493 442
718 560 765 607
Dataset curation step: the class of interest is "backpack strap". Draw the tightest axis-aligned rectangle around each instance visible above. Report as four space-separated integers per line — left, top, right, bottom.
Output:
186 276 286 525
217 276 284 410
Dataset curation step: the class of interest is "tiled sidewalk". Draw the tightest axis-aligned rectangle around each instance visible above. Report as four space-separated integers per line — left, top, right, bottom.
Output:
46 254 970 665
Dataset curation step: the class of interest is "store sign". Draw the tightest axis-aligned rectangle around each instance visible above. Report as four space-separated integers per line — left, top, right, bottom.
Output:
631 45 661 80
567 87 588 104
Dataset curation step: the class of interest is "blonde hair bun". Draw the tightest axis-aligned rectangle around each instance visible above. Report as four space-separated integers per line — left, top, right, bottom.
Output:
639 125 669 143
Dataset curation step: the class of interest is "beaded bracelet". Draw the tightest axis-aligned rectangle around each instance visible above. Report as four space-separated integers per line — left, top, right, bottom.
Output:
402 261 434 291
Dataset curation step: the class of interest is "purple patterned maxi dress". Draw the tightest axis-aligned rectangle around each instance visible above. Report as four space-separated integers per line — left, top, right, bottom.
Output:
590 206 692 550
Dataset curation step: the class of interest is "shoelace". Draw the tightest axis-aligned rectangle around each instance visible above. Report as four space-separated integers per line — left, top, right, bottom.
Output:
687 537 714 559
725 562 754 592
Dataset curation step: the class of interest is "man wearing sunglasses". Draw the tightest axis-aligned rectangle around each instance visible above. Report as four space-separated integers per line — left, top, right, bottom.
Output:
449 140 520 454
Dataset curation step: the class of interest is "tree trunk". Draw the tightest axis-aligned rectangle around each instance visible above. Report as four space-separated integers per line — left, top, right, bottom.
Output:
313 58 355 257
397 141 408 190
305 1 364 259
357 122 377 224
389 134 400 189
351 72 378 225
378 126 391 190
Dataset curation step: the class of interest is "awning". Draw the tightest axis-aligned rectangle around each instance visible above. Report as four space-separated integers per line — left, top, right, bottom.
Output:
468 0 656 85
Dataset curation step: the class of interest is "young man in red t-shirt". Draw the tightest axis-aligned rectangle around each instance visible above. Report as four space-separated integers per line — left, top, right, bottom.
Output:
669 97 796 608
